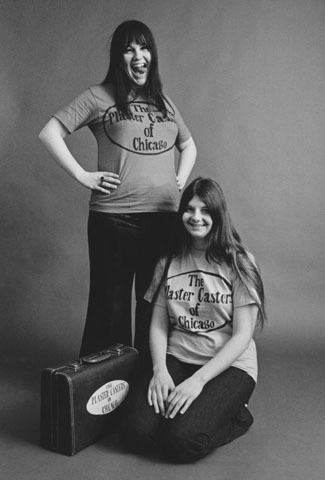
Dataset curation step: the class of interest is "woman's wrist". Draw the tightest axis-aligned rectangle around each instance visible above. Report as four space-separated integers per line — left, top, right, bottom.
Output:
75 168 87 183
192 368 210 387
152 363 168 374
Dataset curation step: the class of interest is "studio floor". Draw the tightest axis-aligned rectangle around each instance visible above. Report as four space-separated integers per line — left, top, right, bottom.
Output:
1 344 324 480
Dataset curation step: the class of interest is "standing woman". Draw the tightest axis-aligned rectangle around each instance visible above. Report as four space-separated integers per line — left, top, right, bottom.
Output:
122 177 266 462
39 20 196 361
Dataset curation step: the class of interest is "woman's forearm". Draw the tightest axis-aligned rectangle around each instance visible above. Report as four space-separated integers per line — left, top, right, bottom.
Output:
149 305 169 372
176 137 197 190
39 117 86 183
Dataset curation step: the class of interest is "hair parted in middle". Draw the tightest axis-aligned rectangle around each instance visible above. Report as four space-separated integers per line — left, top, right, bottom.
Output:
102 20 167 116
174 177 266 326
177 177 238 261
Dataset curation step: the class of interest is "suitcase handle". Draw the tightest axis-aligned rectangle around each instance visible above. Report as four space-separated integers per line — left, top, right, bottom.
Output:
81 344 128 364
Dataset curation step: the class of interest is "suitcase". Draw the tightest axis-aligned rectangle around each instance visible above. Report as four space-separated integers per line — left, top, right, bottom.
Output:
40 344 138 455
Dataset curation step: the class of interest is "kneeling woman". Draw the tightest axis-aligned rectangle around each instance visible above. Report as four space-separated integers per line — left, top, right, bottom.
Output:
122 177 266 463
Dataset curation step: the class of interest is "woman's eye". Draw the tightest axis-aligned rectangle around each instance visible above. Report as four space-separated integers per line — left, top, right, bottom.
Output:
201 208 209 214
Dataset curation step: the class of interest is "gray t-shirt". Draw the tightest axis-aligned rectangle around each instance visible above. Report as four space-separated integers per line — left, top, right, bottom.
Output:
54 84 191 213
145 251 258 382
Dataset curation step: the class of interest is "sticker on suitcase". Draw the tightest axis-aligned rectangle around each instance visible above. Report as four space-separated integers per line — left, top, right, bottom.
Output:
86 380 129 415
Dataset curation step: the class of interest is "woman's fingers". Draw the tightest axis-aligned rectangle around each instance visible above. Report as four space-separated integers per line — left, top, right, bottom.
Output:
95 186 112 194
179 398 193 415
151 389 160 414
78 170 120 192
176 176 182 191
147 373 176 416
157 388 165 415
147 380 161 414
165 394 186 419
150 386 166 415
165 387 195 418
100 173 121 189
100 172 120 180
165 390 179 418
92 172 121 194
147 384 153 406
148 385 173 415
162 384 171 401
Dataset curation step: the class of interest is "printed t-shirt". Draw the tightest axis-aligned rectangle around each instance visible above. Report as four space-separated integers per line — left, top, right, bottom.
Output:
145 251 258 382
54 84 191 213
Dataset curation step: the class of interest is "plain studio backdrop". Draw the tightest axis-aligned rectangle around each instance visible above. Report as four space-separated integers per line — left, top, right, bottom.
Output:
0 1 324 480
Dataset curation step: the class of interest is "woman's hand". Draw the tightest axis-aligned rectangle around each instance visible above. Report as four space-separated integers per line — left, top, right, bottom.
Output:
77 171 121 194
176 137 197 191
164 375 204 419
147 367 175 415
176 175 184 191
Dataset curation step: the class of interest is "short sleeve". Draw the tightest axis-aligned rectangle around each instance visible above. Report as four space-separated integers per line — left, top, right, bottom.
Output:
53 87 99 133
231 250 260 309
165 96 191 147
144 257 168 306
232 275 257 309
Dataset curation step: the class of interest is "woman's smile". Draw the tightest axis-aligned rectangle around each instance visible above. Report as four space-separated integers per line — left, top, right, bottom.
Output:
182 195 213 247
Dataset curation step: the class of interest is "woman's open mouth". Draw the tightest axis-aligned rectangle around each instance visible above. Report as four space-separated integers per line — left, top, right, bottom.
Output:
131 63 148 78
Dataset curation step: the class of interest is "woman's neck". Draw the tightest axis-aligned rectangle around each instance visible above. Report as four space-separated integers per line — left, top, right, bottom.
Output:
190 239 208 252
130 86 146 99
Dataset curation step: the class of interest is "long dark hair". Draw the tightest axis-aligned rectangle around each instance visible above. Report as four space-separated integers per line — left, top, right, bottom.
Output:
102 20 167 116
174 177 266 327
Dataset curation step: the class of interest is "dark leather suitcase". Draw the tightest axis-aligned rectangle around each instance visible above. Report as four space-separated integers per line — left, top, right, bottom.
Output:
40 344 138 455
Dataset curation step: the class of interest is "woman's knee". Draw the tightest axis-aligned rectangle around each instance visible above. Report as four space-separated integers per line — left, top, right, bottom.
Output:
121 424 154 452
120 410 158 452
162 427 210 463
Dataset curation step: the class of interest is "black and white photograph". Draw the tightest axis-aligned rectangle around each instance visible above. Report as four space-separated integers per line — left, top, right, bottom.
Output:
0 1 324 479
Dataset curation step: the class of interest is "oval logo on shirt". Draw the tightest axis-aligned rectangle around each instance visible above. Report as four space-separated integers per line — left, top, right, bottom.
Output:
86 380 129 415
103 101 177 155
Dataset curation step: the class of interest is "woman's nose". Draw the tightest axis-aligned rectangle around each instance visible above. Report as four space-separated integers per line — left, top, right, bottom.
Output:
133 46 142 59
192 210 201 221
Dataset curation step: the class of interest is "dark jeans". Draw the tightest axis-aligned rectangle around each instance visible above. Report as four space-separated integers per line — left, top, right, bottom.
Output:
121 356 256 463
79 211 176 361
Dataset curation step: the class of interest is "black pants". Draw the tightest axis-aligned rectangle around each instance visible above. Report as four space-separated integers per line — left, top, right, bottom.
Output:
80 211 176 361
121 356 256 463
